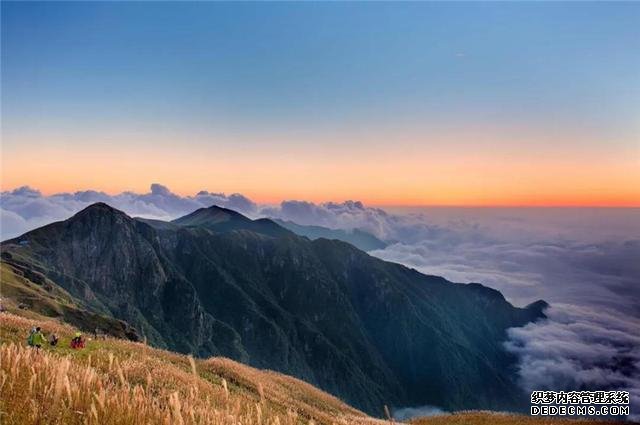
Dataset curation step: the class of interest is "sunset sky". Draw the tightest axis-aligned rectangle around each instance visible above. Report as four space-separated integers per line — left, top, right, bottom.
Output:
2 2 639 206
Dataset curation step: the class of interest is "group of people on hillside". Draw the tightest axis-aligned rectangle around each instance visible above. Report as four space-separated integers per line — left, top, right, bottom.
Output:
27 327 86 350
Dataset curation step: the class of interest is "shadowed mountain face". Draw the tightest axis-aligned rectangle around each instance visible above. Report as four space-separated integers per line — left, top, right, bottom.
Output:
1 203 546 415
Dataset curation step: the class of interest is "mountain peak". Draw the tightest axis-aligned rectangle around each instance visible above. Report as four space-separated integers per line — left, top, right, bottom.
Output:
172 204 250 227
172 205 292 238
76 202 125 216
205 204 249 219
68 202 133 226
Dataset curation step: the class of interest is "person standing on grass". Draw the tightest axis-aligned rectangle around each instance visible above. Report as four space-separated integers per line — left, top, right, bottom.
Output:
27 327 46 350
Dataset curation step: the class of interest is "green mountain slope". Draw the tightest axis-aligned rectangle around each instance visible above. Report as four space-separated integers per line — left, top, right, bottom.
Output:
0 203 547 416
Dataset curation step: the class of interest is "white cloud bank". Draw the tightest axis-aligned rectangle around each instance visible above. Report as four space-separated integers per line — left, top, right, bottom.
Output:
505 304 640 421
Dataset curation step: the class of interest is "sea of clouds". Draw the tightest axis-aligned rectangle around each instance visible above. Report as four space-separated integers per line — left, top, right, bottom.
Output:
2 183 639 419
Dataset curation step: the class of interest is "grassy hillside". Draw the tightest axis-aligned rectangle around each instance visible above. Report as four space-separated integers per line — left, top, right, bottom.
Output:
0 261 137 340
0 312 383 425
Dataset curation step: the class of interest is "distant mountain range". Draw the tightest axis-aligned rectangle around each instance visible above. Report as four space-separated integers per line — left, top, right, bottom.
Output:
272 219 387 251
0 203 546 415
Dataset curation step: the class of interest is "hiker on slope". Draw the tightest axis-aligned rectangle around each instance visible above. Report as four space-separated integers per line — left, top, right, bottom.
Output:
70 331 85 349
49 333 59 346
27 327 46 350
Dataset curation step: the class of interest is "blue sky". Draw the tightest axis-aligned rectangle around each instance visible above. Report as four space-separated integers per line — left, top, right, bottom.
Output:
2 2 639 205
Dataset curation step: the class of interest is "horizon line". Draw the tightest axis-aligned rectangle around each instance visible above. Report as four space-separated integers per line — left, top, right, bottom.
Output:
2 184 639 209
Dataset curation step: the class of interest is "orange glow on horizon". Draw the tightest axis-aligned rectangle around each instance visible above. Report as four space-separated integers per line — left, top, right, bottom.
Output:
5 165 638 208
2 179 639 207
2 132 639 208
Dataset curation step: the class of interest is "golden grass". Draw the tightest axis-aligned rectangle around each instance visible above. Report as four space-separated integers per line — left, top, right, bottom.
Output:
0 312 385 425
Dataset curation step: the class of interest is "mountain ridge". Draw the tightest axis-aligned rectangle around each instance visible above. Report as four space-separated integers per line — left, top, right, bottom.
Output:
1 202 546 416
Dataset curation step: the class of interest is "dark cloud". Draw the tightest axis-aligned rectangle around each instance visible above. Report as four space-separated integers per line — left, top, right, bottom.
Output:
150 183 172 196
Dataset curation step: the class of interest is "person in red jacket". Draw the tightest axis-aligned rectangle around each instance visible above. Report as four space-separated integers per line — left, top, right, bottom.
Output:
70 332 85 349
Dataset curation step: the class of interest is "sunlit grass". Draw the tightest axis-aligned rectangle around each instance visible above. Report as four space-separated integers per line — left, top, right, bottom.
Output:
0 313 385 425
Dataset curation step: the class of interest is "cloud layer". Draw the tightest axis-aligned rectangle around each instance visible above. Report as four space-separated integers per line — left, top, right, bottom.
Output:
371 236 640 314
505 304 640 420
392 405 447 421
